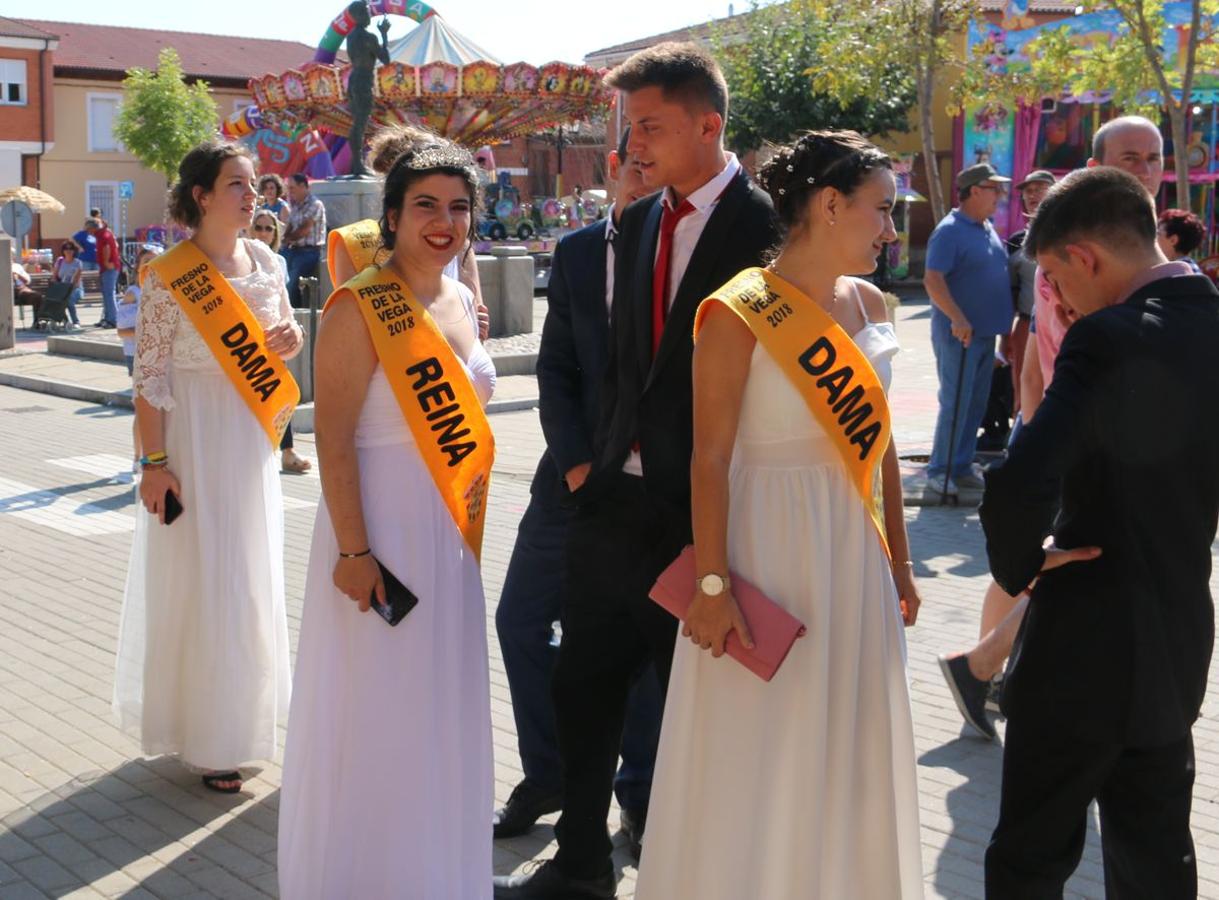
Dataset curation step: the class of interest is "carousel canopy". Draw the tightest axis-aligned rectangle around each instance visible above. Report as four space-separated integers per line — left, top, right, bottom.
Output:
388 15 501 67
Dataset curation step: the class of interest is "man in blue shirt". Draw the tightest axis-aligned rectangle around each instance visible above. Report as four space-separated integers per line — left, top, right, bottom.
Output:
71 219 98 271
922 162 1012 495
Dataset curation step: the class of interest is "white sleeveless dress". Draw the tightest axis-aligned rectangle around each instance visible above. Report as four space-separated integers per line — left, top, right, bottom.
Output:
114 238 292 770
278 283 496 899
635 293 924 899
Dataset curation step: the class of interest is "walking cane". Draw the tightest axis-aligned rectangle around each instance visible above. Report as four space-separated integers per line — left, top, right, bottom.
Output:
940 337 968 506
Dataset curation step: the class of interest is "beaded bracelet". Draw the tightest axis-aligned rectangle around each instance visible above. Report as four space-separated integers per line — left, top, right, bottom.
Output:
139 454 168 469
339 548 371 559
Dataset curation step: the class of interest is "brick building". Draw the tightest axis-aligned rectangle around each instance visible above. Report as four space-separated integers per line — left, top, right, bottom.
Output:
1 19 316 250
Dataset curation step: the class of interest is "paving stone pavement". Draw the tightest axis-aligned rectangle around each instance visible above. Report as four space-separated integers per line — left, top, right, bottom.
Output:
0 299 1215 899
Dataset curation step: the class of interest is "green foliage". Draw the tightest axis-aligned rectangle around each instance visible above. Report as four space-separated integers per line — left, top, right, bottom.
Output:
712 0 916 155
113 49 218 182
1027 1 1219 114
805 0 978 110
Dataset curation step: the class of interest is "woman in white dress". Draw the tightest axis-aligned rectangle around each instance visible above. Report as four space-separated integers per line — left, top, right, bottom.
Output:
114 141 303 793
636 131 925 899
279 140 496 898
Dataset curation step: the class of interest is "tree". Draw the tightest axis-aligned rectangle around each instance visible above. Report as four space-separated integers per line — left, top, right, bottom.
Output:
711 1 916 156
113 48 219 227
1025 1 1219 208
806 0 981 222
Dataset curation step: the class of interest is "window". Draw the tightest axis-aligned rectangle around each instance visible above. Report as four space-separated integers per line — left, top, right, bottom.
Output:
0 59 26 105
88 93 122 153
86 182 118 227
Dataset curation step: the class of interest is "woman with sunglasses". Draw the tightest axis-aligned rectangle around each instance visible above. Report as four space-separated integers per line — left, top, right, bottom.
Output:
251 209 313 473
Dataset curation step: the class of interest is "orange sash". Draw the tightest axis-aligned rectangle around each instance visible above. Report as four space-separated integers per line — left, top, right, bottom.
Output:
695 267 891 555
326 264 494 558
326 219 387 285
150 241 299 446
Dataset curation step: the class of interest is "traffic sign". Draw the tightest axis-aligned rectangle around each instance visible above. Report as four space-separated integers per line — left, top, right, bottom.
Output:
0 200 33 242
119 181 134 200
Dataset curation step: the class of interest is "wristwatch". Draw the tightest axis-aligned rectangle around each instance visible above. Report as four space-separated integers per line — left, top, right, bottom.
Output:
697 573 728 596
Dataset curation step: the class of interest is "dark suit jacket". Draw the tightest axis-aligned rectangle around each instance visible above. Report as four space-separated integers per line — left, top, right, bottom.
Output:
981 274 1219 746
533 219 613 504
587 168 778 513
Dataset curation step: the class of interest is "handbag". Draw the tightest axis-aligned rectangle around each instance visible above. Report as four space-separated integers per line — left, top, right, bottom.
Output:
649 546 807 682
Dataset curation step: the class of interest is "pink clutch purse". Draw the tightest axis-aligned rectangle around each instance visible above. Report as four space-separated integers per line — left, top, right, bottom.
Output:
649 546 807 682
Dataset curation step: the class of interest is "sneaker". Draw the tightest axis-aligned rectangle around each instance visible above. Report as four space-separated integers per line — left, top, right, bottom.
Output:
985 674 1004 713
954 471 986 491
903 471 956 503
938 653 996 740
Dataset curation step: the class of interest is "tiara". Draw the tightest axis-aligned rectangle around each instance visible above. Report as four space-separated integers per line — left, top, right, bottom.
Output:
405 144 477 175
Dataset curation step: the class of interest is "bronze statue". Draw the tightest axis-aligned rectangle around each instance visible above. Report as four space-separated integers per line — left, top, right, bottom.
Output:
345 0 391 178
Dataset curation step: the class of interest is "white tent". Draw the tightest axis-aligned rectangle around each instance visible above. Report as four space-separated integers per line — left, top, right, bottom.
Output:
387 15 502 66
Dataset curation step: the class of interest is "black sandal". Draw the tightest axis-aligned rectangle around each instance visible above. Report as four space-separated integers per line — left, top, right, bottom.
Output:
201 771 243 794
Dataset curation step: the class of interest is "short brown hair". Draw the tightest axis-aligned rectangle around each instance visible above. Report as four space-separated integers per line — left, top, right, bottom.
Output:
168 139 251 229
605 41 728 119
258 173 285 199
1025 167 1156 259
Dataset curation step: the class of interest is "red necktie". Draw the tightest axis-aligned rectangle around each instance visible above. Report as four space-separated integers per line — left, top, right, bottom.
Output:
651 199 695 356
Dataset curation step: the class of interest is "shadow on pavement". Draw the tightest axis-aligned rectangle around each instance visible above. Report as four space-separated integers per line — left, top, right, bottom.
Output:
0 759 280 897
909 506 992 579
919 733 1104 898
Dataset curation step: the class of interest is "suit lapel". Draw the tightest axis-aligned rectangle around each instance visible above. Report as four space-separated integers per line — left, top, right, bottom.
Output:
634 199 663 382
646 173 751 390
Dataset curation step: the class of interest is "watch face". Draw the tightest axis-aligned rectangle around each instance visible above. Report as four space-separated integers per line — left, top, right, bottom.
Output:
700 573 725 596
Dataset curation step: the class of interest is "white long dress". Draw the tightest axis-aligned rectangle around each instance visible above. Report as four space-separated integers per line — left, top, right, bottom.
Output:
278 283 496 899
113 238 293 770
635 309 924 899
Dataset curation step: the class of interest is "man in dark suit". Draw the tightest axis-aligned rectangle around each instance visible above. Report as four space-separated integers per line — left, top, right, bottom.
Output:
495 42 779 899
493 128 663 853
980 166 1219 898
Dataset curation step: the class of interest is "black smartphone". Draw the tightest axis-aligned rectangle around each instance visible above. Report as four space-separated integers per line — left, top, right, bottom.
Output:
370 558 419 626
163 489 184 525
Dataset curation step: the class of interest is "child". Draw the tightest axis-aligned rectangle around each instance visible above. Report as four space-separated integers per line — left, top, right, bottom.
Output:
117 246 162 469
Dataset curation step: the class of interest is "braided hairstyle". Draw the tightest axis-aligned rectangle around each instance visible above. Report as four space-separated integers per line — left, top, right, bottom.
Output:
758 130 892 238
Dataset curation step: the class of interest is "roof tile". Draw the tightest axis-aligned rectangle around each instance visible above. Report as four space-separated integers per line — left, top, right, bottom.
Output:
16 18 316 81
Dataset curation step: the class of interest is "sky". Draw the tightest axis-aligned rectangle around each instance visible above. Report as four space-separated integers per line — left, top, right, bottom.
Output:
15 0 738 65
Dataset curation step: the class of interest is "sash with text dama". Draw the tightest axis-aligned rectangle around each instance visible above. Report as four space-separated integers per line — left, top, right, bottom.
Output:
150 241 299 447
326 265 494 559
694 267 892 556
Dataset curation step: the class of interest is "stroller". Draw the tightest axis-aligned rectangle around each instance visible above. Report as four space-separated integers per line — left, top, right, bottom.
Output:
33 281 74 331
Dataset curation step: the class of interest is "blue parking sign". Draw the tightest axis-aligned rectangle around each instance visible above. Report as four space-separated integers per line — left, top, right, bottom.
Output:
119 181 134 200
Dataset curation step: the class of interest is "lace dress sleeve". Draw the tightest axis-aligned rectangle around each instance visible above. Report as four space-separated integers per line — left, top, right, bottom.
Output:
133 269 180 410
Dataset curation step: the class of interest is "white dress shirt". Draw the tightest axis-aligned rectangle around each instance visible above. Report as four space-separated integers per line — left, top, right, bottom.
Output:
624 153 741 476
604 203 618 319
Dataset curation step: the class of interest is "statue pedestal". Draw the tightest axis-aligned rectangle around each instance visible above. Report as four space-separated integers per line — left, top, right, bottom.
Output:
313 178 382 232
312 178 383 301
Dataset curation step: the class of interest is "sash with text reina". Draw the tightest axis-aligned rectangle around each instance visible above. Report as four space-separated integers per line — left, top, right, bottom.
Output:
327 265 494 559
149 241 300 447
694 267 892 556
327 219 387 285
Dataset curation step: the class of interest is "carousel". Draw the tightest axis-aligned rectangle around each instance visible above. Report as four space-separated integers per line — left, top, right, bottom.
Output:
223 0 612 178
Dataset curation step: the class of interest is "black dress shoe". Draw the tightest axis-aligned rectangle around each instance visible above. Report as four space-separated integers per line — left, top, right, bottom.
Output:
493 780 562 839
939 653 997 740
618 807 646 861
494 860 616 899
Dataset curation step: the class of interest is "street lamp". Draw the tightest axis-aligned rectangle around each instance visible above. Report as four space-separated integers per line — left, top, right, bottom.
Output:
542 121 581 198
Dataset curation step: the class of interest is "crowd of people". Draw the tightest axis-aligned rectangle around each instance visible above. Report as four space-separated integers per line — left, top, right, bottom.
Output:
85 36 1217 900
